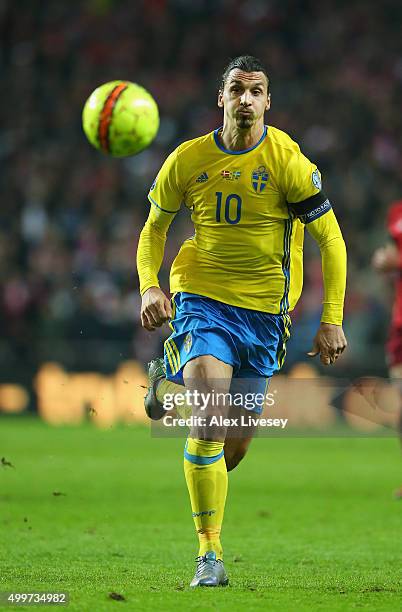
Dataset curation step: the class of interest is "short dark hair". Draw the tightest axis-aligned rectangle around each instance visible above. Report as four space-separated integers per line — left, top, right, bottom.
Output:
220 55 270 92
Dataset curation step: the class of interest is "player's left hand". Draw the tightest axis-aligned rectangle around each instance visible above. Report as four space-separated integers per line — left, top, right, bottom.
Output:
307 323 347 366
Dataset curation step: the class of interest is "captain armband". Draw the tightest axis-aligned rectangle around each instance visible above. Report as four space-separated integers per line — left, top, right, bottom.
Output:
288 191 332 224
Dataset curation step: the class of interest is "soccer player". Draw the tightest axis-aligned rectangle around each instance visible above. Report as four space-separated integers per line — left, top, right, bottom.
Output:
372 199 402 498
136 55 347 586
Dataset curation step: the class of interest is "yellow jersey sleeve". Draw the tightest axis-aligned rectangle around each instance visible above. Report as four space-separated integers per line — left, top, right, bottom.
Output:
148 148 183 213
138 147 184 296
137 205 177 296
283 147 346 324
307 209 347 325
283 151 334 223
283 151 321 204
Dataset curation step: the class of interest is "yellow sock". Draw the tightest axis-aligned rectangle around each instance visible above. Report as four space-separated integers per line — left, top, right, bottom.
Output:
184 438 228 559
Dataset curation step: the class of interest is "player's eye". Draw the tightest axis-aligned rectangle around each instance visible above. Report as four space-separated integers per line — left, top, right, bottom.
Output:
253 89 262 95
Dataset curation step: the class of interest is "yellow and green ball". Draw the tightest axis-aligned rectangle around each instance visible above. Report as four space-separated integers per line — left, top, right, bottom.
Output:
82 80 159 157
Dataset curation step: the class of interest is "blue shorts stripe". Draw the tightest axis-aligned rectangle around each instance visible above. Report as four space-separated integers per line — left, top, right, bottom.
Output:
165 339 178 374
169 296 177 332
277 313 292 370
169 338 181 372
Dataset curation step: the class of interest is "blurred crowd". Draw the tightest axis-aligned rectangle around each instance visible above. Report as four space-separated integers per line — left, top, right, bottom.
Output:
1 0 402 380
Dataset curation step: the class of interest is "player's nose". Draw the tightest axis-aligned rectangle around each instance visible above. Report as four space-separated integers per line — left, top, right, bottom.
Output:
240 90 252 105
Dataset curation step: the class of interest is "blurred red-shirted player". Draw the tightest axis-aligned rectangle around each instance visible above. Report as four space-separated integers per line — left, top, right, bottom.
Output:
372 199 402 498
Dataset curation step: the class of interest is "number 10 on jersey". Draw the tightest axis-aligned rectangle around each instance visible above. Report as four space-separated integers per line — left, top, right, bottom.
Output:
215 192 242 225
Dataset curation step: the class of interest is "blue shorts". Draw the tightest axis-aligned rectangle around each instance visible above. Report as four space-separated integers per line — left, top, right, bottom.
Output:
164 292 291 414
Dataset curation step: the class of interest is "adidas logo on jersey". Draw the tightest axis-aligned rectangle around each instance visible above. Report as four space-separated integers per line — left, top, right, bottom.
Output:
196 172 209 183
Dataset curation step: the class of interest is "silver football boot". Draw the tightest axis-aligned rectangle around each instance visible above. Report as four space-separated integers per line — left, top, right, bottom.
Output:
144 357 166 420
190 551 229 587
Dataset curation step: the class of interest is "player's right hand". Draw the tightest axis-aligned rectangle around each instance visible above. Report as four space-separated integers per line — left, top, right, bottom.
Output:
307 323 347 366
141 286 173 331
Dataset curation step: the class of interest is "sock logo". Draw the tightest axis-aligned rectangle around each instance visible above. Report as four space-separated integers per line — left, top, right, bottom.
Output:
192 509 216 517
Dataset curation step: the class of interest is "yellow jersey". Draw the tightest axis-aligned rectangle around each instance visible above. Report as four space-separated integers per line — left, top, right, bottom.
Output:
146 125 331 315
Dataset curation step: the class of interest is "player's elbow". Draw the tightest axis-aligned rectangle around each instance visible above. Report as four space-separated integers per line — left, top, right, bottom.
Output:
318 233 346 254
141 218 167 240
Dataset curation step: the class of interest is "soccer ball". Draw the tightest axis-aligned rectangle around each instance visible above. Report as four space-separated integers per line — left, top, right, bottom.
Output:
82 80 159 157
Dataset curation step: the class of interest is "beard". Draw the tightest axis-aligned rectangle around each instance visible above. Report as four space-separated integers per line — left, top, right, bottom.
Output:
235 114 254 129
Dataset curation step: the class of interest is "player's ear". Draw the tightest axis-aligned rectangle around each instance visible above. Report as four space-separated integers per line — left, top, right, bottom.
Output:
266 93 271 111
217 89 224 108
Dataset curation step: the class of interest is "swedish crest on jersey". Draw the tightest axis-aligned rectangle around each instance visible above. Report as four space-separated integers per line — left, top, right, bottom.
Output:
251 165 269 193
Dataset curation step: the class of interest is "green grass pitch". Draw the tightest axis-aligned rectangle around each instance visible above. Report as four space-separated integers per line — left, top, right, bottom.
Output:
1 417 401 611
